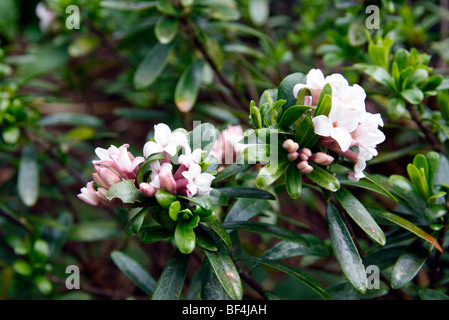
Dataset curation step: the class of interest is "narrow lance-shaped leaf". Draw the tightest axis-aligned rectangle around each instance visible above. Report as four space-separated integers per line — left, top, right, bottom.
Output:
368 208 442 253
391 239 433 289
286 163 302 199
155 16 179 44
175 60 204 113
244 256 331 300
334 187 386 246
18 144 39 207
133 43 173 90
124 207 149 236
222 221 309 247
152 250 190 300
307 163 340 192
203 241 243 300
110 250 156 296
326 202 367 293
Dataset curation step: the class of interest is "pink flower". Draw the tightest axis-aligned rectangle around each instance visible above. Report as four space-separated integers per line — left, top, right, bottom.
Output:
149 161 177 195
93 144 144 180
182 163 215 197
210 125 245 165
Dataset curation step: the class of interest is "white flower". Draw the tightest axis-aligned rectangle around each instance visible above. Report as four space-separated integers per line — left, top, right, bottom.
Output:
293 69 326 105
143 123 188 158
312 98 359 152
351 113 386 156
349 149 374 182
182 163 215 197
179 146 203 168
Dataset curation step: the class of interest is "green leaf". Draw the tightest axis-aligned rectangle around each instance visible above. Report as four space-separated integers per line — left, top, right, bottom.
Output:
155 16 179 44
100 1 157 11
368 208 442 252
224 198 270 222
174 216 199 254
334 188 385 246
314 84 332 116
133 43 173 90
294 113 318 148
203 241 243 300
244 256 331 300
286 163 302 199
152 250 190 300
106 180 147 204
391 239 433 289
136 153 167 185
326 202 367 293
222 221 309 247
407 163 430 199
207 221 232 248
110 250 156 295
307 164 340 192
174 60 204 113
201 259 230 300
18 144 39 207
426 151 439 189
69 221 122 242
33 275 52 295
13 260 32 276
256 160 289 188
278 105 314 128
401 88 424 105
155 189 177 208
277 73 307 111
178 195 213 211
38 113 103 127
156 0 180 15
2 126 19 144
419 289 449 300
248 0 269 27
216 187 275 200
125 207 149 236
140 225 173 243
195 225 218 252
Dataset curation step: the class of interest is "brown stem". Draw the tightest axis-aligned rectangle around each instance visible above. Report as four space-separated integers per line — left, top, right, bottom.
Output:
406 103 446 155
239 269 268 300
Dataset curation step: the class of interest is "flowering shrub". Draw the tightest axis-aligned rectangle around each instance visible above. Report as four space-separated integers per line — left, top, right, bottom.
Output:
1 0 449 302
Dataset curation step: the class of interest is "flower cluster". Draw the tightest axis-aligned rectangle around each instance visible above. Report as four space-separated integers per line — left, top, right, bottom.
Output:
77 123 216 207
293 69 385 181
209 125 245 166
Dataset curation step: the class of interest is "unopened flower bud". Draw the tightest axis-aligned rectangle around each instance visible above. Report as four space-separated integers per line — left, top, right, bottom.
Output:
282 139 299 153
139 182 157 197
287 152 299 162
310 152 334 165
296 160 313 174
299 148 312 161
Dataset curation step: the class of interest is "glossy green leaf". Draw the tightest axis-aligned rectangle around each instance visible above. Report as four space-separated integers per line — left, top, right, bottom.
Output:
38 113 103 127
314 84 332 116
216 187 275 200
334 187 385 246
18 144 39 207
174 216 199 254
391 239 433 289
178 195 213 211
407 163 430 199
224 198 270 222
125 207 149 236
134 43 173 90
256 160 289 188
187 122 219 154
222 221 309 247
244 256 331 300
110 250 156 295
278 105 314 128
307 164 340 192
368 208 442 252
100 1 157 11
419 289 449 300
195 225 218 252
277 72 306 111
207 221 232 248
155 189 177 208
139 225 173 243
401 88 424 105
152 250 190 300
203 241 242 300
425 151 439 189
155 16 179 44
69 221 122 242
175 60 204 113
286 163 302 199
106 179 147 204
326 202 367 293
201 259 230 300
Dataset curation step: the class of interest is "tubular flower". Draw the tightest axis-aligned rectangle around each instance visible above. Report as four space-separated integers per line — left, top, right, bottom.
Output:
210 125 245 165
181 163 215 197
143 123 188 158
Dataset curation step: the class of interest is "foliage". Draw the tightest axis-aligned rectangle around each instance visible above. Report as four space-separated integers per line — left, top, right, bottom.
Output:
1 0 449 301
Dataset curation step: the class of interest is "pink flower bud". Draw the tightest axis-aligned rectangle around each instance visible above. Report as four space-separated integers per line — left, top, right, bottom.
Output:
93 165 121 188
139 182 157 197
77 181 101 206
299 148 312 161
287 152 299 162
296 160 313 174
158 163 177 195
310 152 334 165
282 139 299 153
